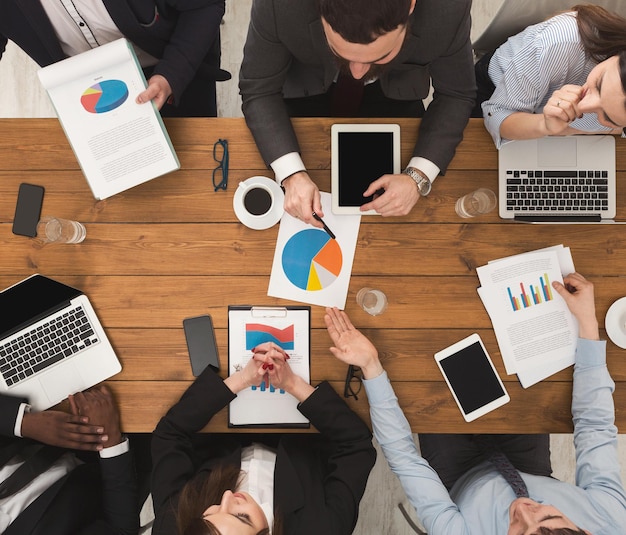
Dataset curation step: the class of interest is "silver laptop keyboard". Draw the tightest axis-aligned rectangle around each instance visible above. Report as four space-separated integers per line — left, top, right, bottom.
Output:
0 305 99 387
505 170 609 212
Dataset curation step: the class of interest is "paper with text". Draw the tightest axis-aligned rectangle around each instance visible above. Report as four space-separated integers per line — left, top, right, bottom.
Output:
38 38 179 200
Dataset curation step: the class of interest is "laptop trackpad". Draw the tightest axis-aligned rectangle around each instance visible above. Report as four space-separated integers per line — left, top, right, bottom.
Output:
537 137 577 167
40 364 85 405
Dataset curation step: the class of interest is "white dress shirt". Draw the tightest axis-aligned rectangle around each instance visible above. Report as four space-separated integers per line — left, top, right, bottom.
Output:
238 443 277 532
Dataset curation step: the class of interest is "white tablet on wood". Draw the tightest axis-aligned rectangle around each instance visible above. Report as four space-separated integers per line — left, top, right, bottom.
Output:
434 333 510 422
331 123 401 215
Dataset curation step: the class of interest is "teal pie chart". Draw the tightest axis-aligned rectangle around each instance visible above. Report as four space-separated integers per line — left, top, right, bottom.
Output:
81 80 129 113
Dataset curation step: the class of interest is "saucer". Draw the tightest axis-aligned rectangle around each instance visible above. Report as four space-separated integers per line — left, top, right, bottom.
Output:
233 176 284 230
605 296 626 349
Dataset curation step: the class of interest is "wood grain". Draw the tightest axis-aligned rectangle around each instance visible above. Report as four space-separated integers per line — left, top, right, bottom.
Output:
1 118 625 434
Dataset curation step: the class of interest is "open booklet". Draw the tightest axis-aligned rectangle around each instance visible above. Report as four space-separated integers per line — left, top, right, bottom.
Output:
476 245 578 388
37 38 179 200
228 306 311 428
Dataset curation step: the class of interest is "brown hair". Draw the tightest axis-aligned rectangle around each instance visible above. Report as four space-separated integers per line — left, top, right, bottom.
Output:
575 4 626 61
175 463 279 535
575 4 626 97
318 0 413 44
535 527 587 535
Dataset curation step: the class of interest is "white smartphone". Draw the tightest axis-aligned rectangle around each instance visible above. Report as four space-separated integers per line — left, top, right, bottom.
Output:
434 333 510 422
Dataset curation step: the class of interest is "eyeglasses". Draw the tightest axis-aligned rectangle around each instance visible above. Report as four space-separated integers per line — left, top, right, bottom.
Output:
212 138 229 191
343 364 362 401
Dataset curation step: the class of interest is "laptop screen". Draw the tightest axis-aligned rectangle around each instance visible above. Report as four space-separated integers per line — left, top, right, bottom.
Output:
0 275 80 339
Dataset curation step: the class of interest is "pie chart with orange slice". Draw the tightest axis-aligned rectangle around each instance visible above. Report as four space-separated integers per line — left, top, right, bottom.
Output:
282 229 342 291
81 80 129 114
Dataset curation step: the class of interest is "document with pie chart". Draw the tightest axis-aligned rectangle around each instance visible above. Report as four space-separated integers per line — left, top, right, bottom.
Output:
268 192 360 308
37 38 179 200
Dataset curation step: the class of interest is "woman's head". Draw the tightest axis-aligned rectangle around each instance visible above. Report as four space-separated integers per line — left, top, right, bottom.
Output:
578 53 626 128
202 491 269 535
176 464 270 535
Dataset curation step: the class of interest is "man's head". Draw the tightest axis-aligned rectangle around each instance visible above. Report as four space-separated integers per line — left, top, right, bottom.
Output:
507 498 591 535
319 0 416 80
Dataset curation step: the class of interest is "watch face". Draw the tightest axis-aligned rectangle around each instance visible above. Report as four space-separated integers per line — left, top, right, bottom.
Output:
418 179 431 196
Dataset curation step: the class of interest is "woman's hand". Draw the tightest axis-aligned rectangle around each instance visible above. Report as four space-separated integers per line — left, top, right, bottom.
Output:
552 272 599 341
542 85 585 135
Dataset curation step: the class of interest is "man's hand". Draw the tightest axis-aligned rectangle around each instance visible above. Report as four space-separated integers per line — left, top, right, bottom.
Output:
325 307 383 379
552 272 599 341
21 410 108 451
69 385 123 448
136 74 172 110
282 171 324 227
360 173 420 216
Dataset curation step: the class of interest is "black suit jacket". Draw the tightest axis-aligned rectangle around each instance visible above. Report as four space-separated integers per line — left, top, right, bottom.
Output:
0 393 138 535
0 0 227 105
240 0 476 173
151 368 377 534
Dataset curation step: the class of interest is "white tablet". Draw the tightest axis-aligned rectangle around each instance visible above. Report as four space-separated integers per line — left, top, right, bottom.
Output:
331 123 401 215
435 333 510 422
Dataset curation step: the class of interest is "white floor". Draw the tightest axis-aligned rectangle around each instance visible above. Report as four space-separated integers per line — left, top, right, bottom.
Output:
2 2 625 533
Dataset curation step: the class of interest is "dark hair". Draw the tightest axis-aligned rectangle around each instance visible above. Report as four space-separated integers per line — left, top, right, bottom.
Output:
175 463 278 535
318 0 413 44
575 4 626 99
534 527 587 535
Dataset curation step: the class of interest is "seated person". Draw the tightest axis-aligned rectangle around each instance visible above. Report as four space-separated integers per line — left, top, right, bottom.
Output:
239 0 476 222
474 4 626 148
323 272 626 534
0 0 230 117
0 385 138 534
150 343 376 534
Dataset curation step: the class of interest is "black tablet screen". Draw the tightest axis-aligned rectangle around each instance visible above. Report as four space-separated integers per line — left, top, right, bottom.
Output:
439 341 506 414
338 132 395 206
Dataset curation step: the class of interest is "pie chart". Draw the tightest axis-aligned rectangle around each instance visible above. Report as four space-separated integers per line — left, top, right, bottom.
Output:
81 80 129 113
282 229 342 291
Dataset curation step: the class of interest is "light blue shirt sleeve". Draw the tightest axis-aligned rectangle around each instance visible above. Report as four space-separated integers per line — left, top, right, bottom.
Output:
571 339 626 513
364 372 471 534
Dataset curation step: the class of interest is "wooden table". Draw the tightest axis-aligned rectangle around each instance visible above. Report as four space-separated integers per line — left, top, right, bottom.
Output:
1 118 625 433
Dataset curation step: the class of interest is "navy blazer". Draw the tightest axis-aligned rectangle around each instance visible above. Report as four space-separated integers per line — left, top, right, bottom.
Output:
240 0 477 173
0 393 138 535
151 368 377 534
0 0 227 104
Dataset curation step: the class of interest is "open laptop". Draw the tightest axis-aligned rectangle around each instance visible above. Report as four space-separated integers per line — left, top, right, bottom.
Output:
0 274 121 410
499 135 616 222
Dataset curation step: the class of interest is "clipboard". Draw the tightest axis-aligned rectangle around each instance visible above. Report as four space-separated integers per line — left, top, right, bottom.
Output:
227 305 311 428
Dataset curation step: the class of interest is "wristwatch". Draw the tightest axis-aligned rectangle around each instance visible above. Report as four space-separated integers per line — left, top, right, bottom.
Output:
403 167 432 196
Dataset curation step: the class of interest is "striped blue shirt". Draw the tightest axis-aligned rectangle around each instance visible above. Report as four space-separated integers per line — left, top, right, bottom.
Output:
482 12 612 148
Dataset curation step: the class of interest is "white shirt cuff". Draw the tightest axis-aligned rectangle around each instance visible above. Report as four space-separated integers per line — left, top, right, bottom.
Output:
407 157 440 183
14 403 30 437
270 152 306 184
99 437 130 458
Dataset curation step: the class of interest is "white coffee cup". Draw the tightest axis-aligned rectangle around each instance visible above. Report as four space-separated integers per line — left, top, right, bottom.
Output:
233 176 284 230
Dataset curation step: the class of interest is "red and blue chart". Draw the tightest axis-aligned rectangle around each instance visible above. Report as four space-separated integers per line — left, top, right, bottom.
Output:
245 323 294 350
80 80 129 114
507 273 553 312
281 229 342 291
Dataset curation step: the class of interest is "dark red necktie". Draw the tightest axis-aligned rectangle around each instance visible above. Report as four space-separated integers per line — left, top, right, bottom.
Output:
330 71 364 117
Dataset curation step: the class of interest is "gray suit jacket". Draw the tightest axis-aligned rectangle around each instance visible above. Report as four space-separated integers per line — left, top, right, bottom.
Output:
240 0 476 174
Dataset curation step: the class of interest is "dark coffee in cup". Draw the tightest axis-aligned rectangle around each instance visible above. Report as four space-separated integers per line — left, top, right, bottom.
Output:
243 186 273 216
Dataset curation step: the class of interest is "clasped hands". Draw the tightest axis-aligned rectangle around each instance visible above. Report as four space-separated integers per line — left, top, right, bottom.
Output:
20 385 123 452
282 170 420 224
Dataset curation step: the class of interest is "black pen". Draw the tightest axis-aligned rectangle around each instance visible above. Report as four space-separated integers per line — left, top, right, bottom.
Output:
312 212 336 239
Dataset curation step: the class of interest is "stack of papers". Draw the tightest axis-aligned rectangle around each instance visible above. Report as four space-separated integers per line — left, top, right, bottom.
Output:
476 245 578 388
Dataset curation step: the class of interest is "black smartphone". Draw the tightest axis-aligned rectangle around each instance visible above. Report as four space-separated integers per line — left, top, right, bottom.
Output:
183 315 220 376
12 183 45 237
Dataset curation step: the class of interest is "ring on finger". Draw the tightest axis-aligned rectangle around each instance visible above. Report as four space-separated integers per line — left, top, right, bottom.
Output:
557 100 561 107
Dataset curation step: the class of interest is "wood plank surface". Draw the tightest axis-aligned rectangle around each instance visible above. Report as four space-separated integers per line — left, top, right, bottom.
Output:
1 118 625 433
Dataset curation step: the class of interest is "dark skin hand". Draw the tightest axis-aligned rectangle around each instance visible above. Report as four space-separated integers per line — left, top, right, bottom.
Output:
21 409 108 451
69 385 123 448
